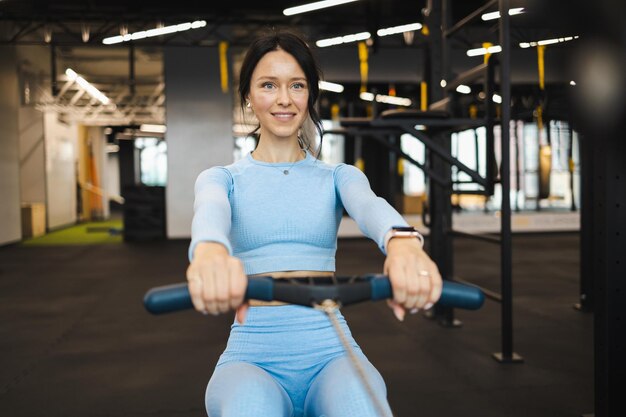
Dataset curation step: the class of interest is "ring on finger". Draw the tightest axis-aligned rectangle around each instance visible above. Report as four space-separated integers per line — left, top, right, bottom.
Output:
418 270 430 277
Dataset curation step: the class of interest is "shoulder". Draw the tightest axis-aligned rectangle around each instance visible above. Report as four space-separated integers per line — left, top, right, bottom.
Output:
195 155 253 186
195 162 243 192
196 166 231 183
333 163 368 184
334 162 362 175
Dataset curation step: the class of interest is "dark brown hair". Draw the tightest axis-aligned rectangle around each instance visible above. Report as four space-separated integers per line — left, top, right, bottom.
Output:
238 30 324 152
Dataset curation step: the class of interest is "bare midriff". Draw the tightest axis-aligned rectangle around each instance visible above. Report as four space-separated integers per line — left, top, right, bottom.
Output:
248 270 335 306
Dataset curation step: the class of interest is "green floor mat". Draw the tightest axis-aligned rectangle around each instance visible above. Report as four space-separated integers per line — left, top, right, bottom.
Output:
21 219 124 246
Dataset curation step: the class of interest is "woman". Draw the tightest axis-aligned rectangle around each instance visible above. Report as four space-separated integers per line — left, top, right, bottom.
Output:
187 31 442 417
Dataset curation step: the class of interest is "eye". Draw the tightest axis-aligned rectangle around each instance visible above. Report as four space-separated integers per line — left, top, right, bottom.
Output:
262 82 275 89
292 82 306 90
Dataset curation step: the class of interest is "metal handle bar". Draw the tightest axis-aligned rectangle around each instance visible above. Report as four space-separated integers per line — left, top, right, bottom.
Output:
143 274 485 315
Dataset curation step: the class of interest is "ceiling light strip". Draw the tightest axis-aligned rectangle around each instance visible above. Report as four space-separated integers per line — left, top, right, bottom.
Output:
317 22 424 48
102 20 207 45
316 31 371 47
360 92 412 107
519 36 579 48
467 35 579 56
456 84 472 94
466 44 502 57
481 8 525 21
283 0 360 16
65 68 110 105
377 22 423 37
319 81 345 93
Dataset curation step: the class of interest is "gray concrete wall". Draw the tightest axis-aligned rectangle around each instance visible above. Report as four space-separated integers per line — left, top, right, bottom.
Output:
44 112 77 230
164 46 233 239
19 106 46 205
0 46 22 245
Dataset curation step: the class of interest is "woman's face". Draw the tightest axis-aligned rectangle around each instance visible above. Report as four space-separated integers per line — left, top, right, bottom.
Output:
247 49 309 143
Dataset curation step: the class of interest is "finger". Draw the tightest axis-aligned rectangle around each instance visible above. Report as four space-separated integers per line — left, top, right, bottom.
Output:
213 259 232 314
386 299 406 322
415 267 433 309
202 270 218 315
387 262 407 304
187 275 207 313
404 261 421 310
428 266 443 308
235 303 249 324
214 270 230 314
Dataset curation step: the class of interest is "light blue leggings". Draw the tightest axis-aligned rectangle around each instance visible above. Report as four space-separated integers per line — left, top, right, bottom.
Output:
204 305 392 417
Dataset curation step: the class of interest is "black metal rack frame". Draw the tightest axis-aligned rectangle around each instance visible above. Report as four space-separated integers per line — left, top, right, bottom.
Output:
334 0 522 363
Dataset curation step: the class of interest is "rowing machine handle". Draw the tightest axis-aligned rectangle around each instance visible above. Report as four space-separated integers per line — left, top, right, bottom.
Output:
143 275 484 315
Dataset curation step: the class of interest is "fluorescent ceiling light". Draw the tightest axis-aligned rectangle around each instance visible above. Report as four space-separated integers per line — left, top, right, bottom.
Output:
319 81 345 93
103 20 206 45
377 22 422 37
316 31 371 47
284 0 360 16
360 92 412 107
317 21 422 48
519 35 579 48
378 95 412 107
467 44 502 56
65 68 110 105
140 124 167 133
456 84 471 94
481 7 525 21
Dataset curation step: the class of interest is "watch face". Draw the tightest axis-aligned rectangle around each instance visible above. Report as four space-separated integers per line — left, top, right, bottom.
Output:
393 227 417 232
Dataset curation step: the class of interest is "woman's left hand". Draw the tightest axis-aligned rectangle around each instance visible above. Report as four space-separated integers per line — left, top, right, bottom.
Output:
383 238 443 321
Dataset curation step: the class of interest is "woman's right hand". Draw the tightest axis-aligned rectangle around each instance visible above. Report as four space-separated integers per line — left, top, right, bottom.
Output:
186 242 249 323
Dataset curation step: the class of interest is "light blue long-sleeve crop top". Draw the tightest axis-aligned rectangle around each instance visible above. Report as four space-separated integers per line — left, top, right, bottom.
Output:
189 151 410 275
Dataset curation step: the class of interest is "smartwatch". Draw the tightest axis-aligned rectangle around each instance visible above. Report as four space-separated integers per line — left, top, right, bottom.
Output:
384 226 424 252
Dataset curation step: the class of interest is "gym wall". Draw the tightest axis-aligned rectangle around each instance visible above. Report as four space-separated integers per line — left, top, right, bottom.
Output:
0 46 22 245
164 46 233 239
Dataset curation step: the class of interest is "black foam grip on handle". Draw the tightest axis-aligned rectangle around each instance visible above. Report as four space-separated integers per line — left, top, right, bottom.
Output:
368 275 484 310
143 277 278 315
144 283 193 315
143 276 485 314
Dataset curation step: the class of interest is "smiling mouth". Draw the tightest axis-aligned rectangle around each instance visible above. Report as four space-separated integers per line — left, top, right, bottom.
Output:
272 113 296 119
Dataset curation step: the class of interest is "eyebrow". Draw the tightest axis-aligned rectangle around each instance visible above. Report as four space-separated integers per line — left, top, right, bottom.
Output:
256 76 307 82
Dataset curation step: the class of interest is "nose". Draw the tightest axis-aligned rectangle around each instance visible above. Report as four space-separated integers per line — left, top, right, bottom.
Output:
276 86 291 106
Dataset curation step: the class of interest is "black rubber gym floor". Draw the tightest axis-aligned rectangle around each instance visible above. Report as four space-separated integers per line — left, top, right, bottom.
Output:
0 233 592 417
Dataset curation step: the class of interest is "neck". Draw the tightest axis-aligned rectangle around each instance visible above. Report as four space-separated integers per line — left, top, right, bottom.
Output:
252 135 304 163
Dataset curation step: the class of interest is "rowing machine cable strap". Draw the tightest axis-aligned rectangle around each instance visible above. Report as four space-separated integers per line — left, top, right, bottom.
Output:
315 300 394 417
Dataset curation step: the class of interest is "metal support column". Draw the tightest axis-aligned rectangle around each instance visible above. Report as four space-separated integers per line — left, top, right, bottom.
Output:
425 0 459 326
129 43 136 96
590 111 626 417
426 0 444 104
429 131 459 327
576 131 593 312
50 43 58 97
493 0 523 363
